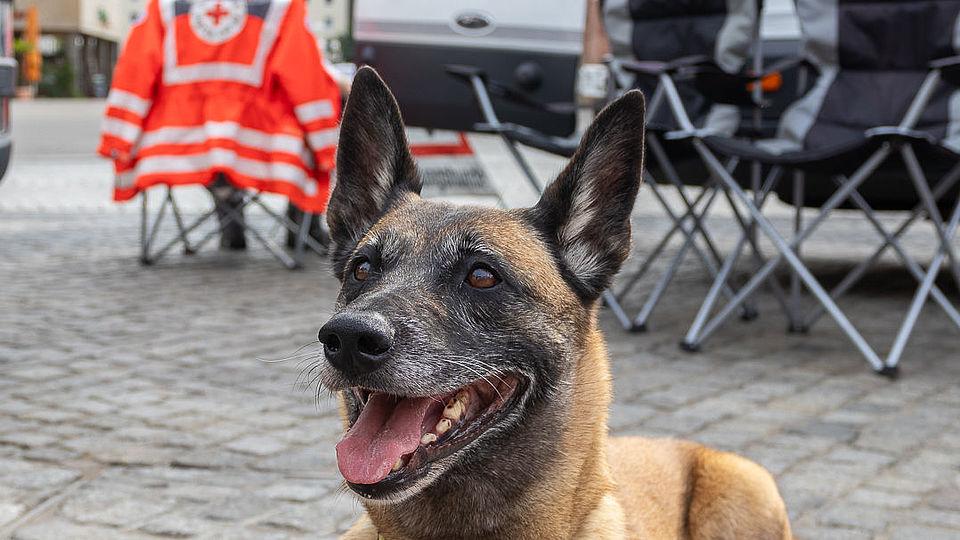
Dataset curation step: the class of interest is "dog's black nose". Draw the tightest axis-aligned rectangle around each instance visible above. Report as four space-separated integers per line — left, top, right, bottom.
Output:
318 312 393 376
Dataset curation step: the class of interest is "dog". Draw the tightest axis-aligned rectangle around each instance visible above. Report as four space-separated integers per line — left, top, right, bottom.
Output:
317 66 793 539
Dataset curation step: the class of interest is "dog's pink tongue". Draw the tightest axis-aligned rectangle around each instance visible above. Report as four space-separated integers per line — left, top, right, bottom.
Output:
336 393 435 485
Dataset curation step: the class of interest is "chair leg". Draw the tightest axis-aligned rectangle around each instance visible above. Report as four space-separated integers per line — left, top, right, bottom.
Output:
715 168 795 320
615 184 715 302
790 171 806 332
885 194 960 370
902 145 960 291
687 138 891 372
801 165 960 329
602 290 636 331
141 191 171 265
166 187 196 255
140 191 151 265
827 175 960 328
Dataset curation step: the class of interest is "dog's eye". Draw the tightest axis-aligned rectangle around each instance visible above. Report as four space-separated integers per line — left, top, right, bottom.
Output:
354 260 372 281
467 265 499 289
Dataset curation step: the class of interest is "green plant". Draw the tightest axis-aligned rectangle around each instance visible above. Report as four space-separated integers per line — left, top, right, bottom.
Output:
13 38 33 55
37 61 78 97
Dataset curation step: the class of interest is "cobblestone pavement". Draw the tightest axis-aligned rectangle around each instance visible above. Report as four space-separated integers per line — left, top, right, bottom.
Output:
2 100 960 539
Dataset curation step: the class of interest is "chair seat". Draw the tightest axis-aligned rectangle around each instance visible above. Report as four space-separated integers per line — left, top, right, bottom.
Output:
703 132 959 171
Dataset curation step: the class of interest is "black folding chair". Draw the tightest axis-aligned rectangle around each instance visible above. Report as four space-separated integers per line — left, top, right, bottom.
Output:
677 0 960 375
450 0 778 331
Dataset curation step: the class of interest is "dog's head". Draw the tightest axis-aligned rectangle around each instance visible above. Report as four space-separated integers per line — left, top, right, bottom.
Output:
319 67 644 503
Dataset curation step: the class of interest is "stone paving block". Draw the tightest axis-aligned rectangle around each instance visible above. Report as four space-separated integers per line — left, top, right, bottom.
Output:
892 449 960 483
252 446 338 475
60 485 177 528
21 446 85 463
223 435 290 457
823 447 897 468
194 421 253 444
0 399 41 417
911 507 960 528
741 443 818 476
885 524 960 540
790 525 873 540
0 501 26 527
689 428 761 453
1 466 81 491
110 425 205 449
640 411 714 436
845 487 921 509
12 518 153 540
5 366 71 381
927 486 960 511
62 438 179 466
20 409 86 425
138 512 214 538
170 448 255 471
0 432 60 449
817 502 896 531
196 525 300 539
787 420 860 442
60 399 118 416
768 384 865 416
868 472 943 494
607 402 658 432
262 480 327 502
201 495 280 522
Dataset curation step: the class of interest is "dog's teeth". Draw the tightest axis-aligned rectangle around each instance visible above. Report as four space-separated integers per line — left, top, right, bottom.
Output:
443 399 465 420
392 457 403 471
435 418 452 435
420 433 437 445
456 389 471 405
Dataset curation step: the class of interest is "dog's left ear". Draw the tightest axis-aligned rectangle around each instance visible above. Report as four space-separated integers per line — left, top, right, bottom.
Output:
326 66 422 278
527 90 645 301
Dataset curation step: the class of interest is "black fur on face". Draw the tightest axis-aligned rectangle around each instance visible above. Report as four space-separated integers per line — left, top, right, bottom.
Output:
321 67 645 515
326 67 423 281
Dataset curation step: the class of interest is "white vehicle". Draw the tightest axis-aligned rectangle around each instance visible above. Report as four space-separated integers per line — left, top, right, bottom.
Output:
353 0 585 136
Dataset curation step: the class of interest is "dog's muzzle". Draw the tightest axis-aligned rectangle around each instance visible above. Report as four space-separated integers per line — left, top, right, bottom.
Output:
318 311 394 377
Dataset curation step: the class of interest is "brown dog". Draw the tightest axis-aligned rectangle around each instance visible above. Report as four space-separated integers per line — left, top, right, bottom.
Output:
317 66 792 539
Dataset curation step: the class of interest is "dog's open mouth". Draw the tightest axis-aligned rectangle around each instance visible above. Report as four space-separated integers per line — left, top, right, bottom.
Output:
336 372 525 494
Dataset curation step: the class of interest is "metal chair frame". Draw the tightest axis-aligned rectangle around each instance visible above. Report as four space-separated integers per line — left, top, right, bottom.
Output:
668 67 960 375
139 185 327 270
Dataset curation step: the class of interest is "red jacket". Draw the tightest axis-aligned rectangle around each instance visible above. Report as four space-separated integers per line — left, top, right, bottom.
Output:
98 0 341 213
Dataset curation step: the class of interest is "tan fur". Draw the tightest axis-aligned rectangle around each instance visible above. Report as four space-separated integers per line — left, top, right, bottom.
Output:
341 320 792 539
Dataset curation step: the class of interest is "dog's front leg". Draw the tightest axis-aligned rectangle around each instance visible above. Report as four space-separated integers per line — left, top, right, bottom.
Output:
340 514 378 539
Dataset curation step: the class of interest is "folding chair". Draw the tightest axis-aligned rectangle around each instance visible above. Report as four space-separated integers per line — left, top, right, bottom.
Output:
448 0 779 331
676 0 960 376
99 0 340 271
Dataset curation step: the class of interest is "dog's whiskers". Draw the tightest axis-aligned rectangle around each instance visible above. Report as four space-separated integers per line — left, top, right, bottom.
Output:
440 355 505 401
258 340 322 364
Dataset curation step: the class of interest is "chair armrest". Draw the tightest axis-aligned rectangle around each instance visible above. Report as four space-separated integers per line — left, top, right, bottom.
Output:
475 122 580 157
617 55 713 76
931 56 960 87
445 64 488 83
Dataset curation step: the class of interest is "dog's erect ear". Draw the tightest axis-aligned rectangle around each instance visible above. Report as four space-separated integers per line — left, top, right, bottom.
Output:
326 66 422 278
528 90 645 301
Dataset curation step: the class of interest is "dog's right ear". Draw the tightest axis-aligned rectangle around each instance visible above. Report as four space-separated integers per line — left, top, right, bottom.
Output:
526 90 645 302
326 66 422 279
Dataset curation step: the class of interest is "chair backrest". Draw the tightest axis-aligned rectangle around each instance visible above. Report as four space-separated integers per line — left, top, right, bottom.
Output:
777 0 960 151
603 0 761 133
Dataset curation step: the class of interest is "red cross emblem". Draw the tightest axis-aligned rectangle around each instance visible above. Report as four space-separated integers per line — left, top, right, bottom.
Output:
205 2 229 25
